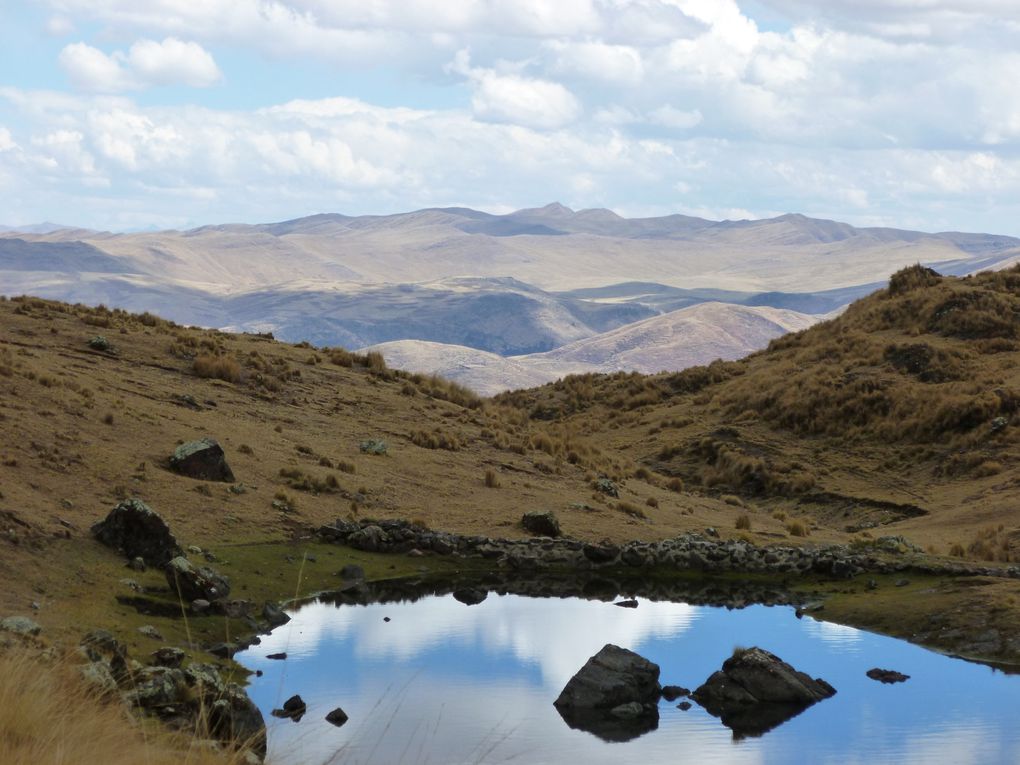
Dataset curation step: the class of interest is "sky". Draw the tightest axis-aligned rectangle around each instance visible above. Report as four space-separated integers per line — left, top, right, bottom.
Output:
1 1 1019 234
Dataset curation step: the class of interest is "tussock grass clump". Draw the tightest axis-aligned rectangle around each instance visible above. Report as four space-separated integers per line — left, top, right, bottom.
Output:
278 467 340 494
484 469 501 488
786 520 809 537
410 429 463 451
617 501 647 519
735 513 751 530
193 354 242 383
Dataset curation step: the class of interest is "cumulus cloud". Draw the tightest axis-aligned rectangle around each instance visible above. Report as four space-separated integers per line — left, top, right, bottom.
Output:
449 50 582 130
59 37 222 92
0 127 17 152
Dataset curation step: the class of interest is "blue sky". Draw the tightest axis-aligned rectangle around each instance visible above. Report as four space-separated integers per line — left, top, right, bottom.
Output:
2 1 1020 234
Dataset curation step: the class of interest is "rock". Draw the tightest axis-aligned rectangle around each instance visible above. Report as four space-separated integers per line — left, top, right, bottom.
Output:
453 588 488 606
521 511 561 538
191 599 211 614
582 542 619 564
555 644 661 711
614 599 638 609
661 685 690 701
151 647 186 668
166 557 231 602
325 707 349 727
692 647 836 738
866 668 910 684
128 556 147 572
263 601 290 627
80 660 120 696
359 439 388 455
138 625 163 640
0 615 41 637
609 701 646 719
266 652 287 661
594 477 619 498
677 701 692 711
271 694 307 722
206 686 267 757
91 498 182 568
170 438 235 482
208 642 237 659
87 335 111 351
348 525 389 552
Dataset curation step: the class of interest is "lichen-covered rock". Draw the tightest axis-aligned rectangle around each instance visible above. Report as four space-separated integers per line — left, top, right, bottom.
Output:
170 438 235 482
165 556 231 601
521 511 561 538
151 647 186 668
91 499 182 568
0 615 42 637
692 647 836 738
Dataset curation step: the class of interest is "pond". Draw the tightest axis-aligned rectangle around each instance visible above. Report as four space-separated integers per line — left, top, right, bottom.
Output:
237 577 1020 765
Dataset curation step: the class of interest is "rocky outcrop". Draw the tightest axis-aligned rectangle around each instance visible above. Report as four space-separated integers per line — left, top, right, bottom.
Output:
169 438 235 482
521 511 561 537
554 644 660 742
91 499 182 567
79 632 265 759
316 518 1020 582
692 647 835 738
165 556 231 602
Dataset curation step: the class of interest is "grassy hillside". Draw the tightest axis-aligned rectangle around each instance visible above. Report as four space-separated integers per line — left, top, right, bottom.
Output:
496 265 1020 559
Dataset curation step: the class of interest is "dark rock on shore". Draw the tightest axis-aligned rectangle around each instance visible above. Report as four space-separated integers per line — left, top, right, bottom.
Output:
91 498 182 567
661 685 690 701
263 601 290 627
170 438 235 482
150 647 185 668
521 511 561 538
866 668 910 684
692 647 835 738
166 556 231 602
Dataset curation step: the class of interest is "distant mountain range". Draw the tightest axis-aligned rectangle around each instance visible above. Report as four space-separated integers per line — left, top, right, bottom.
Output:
2 204 1018 392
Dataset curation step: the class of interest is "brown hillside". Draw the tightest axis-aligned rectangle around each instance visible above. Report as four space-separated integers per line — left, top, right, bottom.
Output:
496 265 1020 559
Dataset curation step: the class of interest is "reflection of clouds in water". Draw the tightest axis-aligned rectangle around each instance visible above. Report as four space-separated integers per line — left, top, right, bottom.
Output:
263 674 766 765
801 618 863 650
258 595 700 687
820 721 1012 765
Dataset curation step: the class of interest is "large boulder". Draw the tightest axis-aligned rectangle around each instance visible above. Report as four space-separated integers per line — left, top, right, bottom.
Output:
91 498 182 567
692 647 836 738
554 644 660 742
170 438 235 482
165 556 231 602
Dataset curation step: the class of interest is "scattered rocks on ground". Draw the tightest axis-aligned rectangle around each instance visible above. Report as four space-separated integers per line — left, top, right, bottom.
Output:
692 647 836 738
165 556 231 602
866 668 910 684
521 510 562 537
169 438 235 482
325 707 349 727
91 498 182 568
272 694 307 722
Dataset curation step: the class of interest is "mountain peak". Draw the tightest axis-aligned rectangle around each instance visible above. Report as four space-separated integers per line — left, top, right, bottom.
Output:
514 202 576 218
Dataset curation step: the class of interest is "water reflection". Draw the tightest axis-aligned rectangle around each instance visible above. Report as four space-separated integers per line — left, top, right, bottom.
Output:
238 587 1020 765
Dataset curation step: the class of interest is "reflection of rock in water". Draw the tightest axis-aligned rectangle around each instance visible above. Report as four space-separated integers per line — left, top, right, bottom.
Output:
692 647 836 739
555 704 659 742
553 644 661 742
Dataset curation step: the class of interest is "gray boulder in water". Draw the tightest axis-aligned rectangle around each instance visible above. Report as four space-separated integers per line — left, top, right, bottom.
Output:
692 647 835 738
554 644 661 742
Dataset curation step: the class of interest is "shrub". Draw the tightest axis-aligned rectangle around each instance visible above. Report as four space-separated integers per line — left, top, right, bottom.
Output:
617 501 647 519
484 469 501 488
786 521 809 537
645 496 659 508
410 429 463 451
735 513 751 530
193 354 241 383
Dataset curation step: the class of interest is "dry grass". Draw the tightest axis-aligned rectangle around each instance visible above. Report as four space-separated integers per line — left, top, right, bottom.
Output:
192 354 242 384
0 649 244 765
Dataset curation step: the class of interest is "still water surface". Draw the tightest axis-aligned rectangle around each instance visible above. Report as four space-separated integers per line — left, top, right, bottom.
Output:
238 591 1020 765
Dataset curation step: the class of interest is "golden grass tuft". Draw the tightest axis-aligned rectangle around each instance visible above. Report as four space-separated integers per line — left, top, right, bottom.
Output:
192 354 242 384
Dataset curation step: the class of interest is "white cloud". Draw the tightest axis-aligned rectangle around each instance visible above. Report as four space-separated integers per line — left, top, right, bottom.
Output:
0 127 16 152
449 50 582 130
546 40 645 85
649 105 703 129
44 15 75 36
58 37 221 92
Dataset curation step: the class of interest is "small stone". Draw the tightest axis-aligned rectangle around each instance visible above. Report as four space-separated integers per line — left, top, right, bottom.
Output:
383 616 391 622
128 556 147 572
192 598 211 614
271 694 306 722
325 707 349 727
266 653 287 661
866 668 910 684
677 701 692 711
614 599 638 609
138 625 164 640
